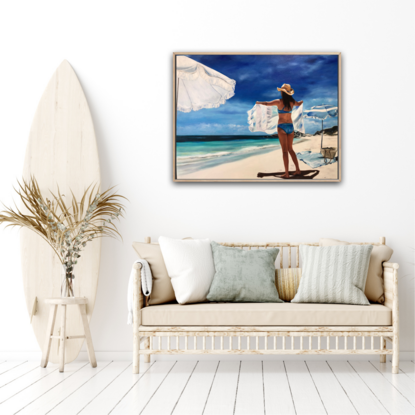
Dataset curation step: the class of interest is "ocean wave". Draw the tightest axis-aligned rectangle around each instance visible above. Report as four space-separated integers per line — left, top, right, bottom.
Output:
177 144 279 165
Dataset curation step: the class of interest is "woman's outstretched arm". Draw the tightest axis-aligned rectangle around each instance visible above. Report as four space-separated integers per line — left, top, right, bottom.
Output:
256 99 279 106
294 100 303 106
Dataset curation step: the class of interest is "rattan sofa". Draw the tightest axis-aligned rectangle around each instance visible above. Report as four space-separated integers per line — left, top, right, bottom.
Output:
131 237 399 374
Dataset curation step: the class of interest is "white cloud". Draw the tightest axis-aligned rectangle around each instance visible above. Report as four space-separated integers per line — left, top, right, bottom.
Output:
228 124 247 131
239 73 252 81
177 122 249 135
199 123 222 130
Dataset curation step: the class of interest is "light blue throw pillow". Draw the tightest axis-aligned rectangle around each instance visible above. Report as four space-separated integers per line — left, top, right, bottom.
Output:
292 245 373 305
207 242 283 303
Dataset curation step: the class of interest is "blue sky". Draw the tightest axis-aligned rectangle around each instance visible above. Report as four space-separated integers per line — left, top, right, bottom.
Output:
176 54 339 136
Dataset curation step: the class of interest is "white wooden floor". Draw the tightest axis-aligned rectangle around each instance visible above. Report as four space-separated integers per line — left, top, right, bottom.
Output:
0 360 414 415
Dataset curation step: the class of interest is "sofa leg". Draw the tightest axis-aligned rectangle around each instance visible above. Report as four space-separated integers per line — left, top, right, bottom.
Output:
144 337 151 363
133 330 140 374
380 338 386 363
392 334 399 374
133 356 140 374
392 354 399 373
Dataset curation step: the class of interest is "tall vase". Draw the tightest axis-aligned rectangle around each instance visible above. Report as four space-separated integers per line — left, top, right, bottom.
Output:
61 265 74 297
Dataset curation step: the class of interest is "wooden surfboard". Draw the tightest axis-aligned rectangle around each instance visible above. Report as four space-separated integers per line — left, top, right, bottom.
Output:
21 60 101 364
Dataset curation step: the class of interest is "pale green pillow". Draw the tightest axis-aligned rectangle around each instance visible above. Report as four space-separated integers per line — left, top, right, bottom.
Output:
292 244 372 305
207 242 283 303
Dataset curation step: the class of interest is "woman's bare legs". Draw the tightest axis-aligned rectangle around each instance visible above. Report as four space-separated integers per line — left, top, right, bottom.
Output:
278 129 301 178
277 128 290 178
287 133 301 175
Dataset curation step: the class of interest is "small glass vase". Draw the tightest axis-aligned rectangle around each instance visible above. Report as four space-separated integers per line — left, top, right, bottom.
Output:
61 265 75 297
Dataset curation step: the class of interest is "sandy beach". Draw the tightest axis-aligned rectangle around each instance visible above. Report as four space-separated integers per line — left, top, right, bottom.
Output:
178 134 339 181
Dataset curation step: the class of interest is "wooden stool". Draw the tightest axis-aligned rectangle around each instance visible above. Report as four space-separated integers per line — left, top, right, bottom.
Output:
40 297 97 372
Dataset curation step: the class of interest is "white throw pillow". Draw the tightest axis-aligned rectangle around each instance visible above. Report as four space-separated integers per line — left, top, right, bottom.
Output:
319 238 393 303
292 245 372 305
158 236 215 304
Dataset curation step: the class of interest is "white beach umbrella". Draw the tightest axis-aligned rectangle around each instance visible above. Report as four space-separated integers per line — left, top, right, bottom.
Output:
303 104 338 148
176 56 236 113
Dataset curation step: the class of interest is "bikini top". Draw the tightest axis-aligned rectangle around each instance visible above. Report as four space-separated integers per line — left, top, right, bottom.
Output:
278 105 292 114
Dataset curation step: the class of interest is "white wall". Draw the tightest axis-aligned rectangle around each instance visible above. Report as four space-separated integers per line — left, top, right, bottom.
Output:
0 0 414 358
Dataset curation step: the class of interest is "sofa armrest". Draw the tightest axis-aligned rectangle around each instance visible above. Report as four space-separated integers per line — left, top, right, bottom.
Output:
383 262 399 270
383 261 399 372
132 263 145 373
133 263 145 326
383 262 399 320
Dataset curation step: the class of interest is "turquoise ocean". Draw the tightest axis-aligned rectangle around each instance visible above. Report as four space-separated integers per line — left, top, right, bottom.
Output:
176 136 301 176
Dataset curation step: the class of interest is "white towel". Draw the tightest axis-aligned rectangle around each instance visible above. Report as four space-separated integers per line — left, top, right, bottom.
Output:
247 103 305 135
127 260 152 324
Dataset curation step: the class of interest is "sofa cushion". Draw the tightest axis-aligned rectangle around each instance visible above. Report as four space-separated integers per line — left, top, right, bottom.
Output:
141 302 391 326
207 242 282 303
159 236 215 304
292 245 372 305
132 242 176 305
275 268 302 302
319 238 393 303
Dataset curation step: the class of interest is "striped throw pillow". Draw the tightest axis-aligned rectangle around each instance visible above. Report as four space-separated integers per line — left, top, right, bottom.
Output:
292 245 372 305
275 268 302 302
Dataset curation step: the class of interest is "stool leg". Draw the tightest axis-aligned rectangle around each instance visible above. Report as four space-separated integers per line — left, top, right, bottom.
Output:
79 304 97 368
59 305 67 372
40 304 57 368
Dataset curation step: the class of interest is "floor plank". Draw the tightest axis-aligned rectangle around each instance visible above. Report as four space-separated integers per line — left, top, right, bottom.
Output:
47 361 130 414
328 361 389 415
203 361 240 415
79 362 153 415
284 361 326 415
141 361 197 415
0 364 57 404
171 361 218 415
306 361 357 415
18 362 111 415
0 361 26 376
399 361 415 381
0 362 86 415
348 360 415 415
263 360 296 415
111 361 176 414
371 361 415 406
0 362 40 388
234 361 264 415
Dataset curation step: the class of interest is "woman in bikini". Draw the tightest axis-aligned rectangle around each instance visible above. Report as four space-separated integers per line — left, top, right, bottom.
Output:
256 84 303 179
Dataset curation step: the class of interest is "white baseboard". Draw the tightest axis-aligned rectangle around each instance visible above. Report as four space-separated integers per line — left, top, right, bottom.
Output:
1 351 414 361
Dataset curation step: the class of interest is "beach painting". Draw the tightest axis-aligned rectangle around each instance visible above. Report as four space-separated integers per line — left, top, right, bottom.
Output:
173 53 341 182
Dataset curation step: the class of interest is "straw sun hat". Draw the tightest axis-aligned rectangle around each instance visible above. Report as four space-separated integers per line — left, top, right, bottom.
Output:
277 84 294 95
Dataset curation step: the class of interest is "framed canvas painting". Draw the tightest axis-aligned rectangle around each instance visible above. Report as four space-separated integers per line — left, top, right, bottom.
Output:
173 52 341 182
